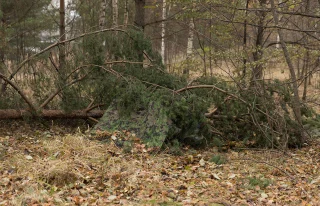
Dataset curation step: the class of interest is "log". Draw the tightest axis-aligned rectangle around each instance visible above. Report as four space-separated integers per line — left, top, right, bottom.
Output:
0 109 104 119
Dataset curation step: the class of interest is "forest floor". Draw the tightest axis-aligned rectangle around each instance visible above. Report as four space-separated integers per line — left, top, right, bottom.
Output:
0 121 319 206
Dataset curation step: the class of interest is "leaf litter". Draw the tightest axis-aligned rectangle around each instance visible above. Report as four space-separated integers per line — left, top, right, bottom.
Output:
0 120 319 205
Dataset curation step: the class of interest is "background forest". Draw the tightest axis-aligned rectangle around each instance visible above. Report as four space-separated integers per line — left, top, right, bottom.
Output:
0 0 320 149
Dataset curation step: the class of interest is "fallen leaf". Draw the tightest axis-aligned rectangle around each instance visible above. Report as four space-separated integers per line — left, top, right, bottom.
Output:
199 158 205 167
108 195 117 201
228 174 236 179
261 192 268 199
25 155 33 160
212 173 220 180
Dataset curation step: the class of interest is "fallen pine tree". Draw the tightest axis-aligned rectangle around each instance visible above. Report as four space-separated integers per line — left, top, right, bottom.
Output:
0 109 104 119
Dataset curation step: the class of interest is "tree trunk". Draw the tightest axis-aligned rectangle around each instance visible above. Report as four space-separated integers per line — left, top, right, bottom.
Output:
242 0 249 79
161 0 166 65
302 0 311 101
134 0 145 30
99 0 107 29
134 0 146 63
302 50 309 101
183 18 194 76
112 0 118 27
59 0 67 103
0 109 104 120
124 0 129 27
59 0 66 72
270 0 305 144
251 0 266 83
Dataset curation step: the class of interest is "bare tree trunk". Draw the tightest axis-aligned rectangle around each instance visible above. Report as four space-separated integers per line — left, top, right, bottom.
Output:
134 0 146 63
160 0 166 65
302 50 309 101
302 0 310 101
270 0 304 144
112 0 118 27
124 0 129 27
242 0 249 79
99 0 107 29
134 0 145 30
59 0 66 72
251 0 266 83
209 4 213 77
183 18 194 76
276 0 282 49
59 0 67 103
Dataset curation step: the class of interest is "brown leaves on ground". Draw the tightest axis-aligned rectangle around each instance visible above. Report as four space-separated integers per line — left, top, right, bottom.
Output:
0 122 319 205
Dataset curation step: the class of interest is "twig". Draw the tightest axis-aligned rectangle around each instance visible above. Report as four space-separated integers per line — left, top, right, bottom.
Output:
49 52 60 74
88 117 99 123
85 104 106 113
86 99 95 111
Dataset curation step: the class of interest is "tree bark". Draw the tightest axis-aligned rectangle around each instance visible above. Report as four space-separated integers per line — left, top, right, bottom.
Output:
270 0 304 144
242 0 249 79
99 0 107 29
161 0 166 65
59 0 67 103
134 0 145 30
183 18 195 76
0 109 104 120
59 0 66 72
302 0 310 101
251 0 267 83
124 0 129 27
134 0 146 64
112 0 118 27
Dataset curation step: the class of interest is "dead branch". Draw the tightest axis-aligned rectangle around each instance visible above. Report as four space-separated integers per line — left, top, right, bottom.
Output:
176 85 247 103
85 104 107 113
0 73 37 112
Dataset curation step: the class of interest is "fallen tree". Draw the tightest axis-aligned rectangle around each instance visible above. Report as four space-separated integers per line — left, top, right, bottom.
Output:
0 109 104 119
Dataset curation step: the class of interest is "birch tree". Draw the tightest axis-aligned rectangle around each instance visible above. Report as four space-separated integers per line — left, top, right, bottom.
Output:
161 0 166 65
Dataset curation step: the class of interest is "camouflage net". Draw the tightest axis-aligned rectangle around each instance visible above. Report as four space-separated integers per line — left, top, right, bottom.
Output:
93 101 171 148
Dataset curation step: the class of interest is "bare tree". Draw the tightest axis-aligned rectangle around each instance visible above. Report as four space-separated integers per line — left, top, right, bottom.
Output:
251 0 267 83
270 0 304 144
